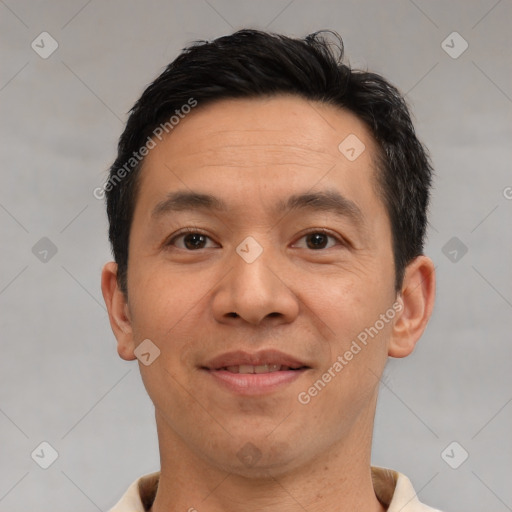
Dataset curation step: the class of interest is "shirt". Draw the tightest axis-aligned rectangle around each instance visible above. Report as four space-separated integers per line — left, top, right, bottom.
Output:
108 466 443 511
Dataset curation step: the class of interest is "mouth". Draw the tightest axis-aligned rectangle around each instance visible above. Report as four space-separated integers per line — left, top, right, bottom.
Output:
201 350 311 395
210 364 308 374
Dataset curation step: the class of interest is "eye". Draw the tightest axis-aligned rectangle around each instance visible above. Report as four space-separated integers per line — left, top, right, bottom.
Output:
165 228 345 251
293 230 344 250
166 229 218 250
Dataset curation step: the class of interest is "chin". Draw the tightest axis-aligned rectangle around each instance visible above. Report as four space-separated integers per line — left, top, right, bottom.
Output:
213 439 300 478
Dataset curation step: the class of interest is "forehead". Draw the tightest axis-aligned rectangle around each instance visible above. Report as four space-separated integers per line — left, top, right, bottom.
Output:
134 95 385 224
146 95 376 166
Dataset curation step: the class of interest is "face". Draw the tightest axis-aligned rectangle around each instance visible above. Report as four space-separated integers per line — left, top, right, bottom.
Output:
109 95 405 475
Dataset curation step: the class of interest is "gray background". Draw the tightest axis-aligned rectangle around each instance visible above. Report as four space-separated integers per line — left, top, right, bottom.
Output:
1 1 511 510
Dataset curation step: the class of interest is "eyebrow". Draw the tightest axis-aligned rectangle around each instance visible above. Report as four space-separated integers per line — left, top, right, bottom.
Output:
151 189 365 227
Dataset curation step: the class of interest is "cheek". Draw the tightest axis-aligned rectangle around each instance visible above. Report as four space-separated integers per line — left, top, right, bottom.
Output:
128 270 205 410
128 259 200 329
127 260 218 377
301 260 395 385
308 263 391 329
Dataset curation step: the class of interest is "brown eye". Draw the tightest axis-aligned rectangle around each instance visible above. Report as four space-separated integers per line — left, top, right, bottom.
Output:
182 233 208 250
306 233 330 249
293 230 342 250
167 230 217 250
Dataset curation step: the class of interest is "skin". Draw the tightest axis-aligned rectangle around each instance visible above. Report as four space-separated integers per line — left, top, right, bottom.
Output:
101 95 435 512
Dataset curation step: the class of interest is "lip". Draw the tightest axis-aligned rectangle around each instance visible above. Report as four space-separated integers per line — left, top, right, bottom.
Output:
203 349 309 370
201 349 311 396
205 368 308 396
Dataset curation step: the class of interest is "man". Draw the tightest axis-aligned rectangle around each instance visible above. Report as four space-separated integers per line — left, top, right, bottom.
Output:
101 29 440 511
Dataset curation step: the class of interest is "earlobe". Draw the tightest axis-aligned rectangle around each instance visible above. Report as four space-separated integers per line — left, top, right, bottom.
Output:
100 262 137 361
388 255 436 358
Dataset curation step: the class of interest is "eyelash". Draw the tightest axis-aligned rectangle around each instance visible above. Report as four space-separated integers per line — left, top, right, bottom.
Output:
165 227 346 250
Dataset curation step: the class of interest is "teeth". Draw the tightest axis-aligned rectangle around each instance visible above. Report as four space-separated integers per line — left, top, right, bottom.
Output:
224 364 287 374
255 364 281 373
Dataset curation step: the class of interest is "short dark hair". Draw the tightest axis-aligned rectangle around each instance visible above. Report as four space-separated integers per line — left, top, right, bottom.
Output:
105 28 433 296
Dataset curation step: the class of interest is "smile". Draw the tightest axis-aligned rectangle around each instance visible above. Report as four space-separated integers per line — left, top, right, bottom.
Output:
200 349 312 395
220 364 306 374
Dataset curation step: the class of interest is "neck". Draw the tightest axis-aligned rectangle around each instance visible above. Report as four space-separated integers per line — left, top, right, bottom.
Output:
150 399 386 512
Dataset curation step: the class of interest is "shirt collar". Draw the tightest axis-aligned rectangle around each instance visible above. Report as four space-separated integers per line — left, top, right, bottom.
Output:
109 466 441 511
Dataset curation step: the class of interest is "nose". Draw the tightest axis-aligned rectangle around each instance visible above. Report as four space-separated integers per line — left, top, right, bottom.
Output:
211 238 300 327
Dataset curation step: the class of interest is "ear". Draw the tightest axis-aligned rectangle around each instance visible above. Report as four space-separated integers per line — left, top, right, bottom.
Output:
388 255 436 358
101 262 136 361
